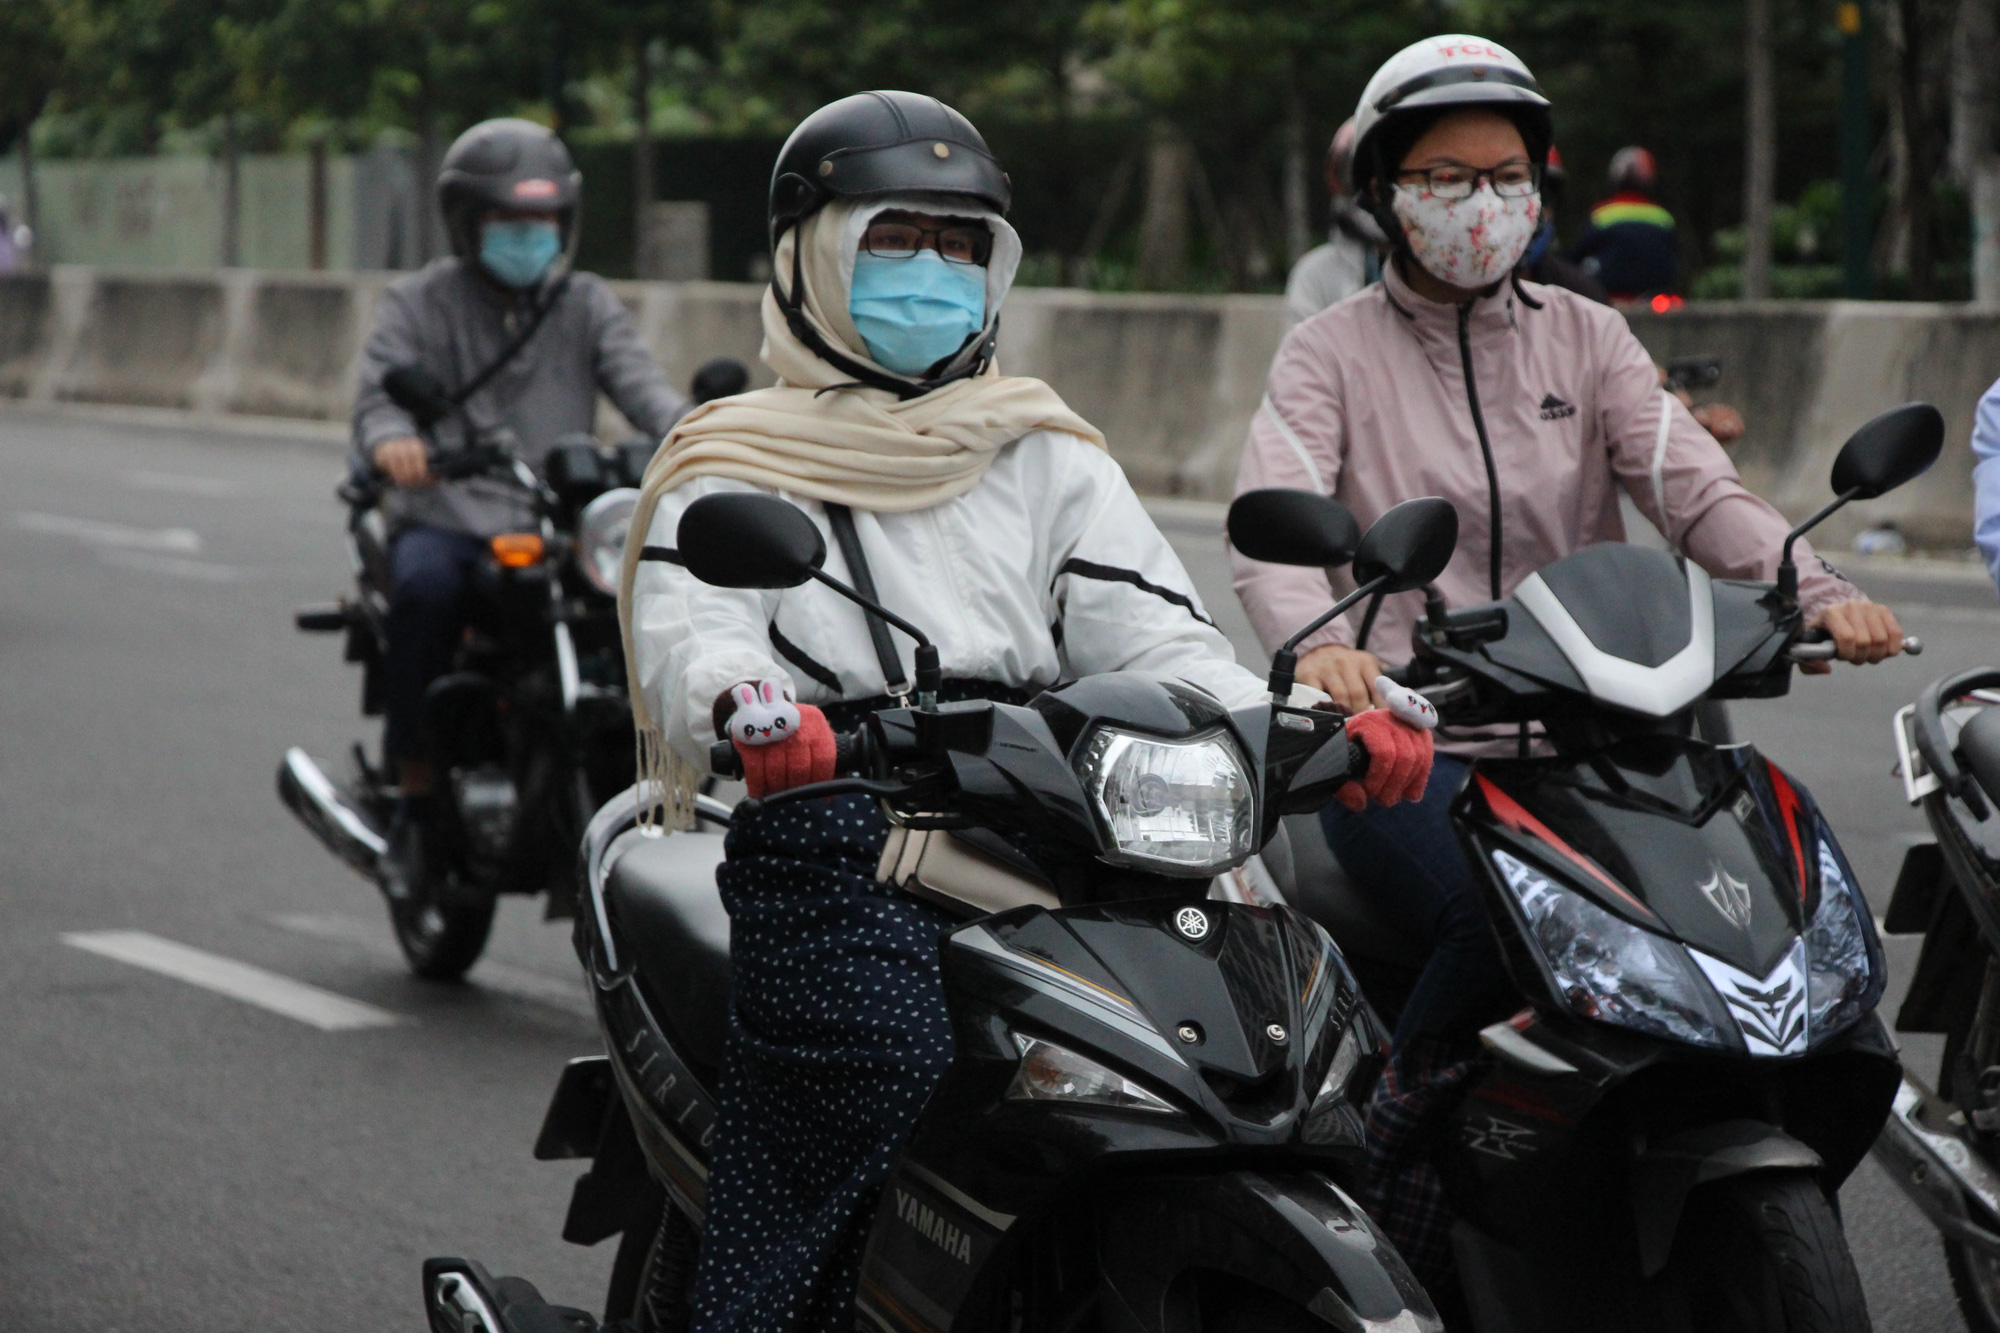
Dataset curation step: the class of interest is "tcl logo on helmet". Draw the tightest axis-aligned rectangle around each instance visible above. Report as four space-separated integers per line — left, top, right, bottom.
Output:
1437 42 1508 61
512 179 560 200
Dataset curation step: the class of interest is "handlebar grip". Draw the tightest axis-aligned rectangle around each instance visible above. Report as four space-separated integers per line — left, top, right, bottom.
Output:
709 729 863 781
1786 633 1925 662
1346 738 1369 784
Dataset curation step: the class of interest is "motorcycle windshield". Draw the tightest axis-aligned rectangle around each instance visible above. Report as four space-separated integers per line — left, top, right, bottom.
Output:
1466 737 1816 979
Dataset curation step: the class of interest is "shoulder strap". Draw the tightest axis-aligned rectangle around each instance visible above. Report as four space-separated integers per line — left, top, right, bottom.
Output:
823 503 911 697
451 271 574 407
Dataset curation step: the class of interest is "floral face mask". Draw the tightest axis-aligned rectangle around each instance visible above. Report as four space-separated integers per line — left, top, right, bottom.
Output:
1391 181 1541 292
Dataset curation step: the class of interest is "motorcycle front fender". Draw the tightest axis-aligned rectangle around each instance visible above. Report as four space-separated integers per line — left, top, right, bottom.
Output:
1095 1170 1442 1333
1630 1119 1823 1276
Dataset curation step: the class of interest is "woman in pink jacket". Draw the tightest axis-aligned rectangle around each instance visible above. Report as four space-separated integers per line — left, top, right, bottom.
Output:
1231 36 1906 1063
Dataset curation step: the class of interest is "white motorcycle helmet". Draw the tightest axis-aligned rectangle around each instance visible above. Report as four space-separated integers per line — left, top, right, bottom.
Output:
1350 35 1552 233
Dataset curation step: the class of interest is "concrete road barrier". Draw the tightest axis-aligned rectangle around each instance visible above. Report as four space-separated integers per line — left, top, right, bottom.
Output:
2 266 1995 547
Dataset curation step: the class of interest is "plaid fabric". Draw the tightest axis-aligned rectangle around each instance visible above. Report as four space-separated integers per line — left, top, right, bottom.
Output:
1362 1035 1477 1297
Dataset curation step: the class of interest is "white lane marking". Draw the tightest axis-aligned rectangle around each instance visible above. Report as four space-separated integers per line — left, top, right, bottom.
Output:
16 510 202 552
125 470 246 498
270 913 594 1019
62 930 404 1031
95 548 252 582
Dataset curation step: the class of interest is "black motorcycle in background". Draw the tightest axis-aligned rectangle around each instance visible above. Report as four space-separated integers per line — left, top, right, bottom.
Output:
277 358 748 980
1253 403 1940 1332
1874 671 2000 1332
423 491 1464 1332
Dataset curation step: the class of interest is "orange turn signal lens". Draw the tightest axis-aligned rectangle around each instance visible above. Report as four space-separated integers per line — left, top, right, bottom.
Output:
490 533 545 568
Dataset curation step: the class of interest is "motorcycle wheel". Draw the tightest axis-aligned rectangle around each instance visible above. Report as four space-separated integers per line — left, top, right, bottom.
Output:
1943 965 2000 1333
388 887 495 981
605 1186 696 1333
1668 1172 1870 1332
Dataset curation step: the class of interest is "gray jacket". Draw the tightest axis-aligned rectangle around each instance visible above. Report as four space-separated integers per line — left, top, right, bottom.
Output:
352 259 688 536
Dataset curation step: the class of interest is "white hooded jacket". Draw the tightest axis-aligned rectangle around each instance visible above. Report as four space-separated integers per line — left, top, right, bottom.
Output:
632 198 1267 768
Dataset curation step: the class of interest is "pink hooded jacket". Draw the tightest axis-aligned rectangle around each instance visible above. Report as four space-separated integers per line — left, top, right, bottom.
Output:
1232 263 1859 674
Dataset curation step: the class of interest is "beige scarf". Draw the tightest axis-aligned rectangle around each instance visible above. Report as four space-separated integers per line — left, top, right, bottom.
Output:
616 197 1106 828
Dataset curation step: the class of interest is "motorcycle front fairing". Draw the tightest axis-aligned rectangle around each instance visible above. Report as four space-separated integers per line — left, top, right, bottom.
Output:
1439 736 1901 1298
852 897 1428 1333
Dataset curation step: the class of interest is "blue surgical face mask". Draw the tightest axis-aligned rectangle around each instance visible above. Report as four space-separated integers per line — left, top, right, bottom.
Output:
848 249 987 376
479 219 562 289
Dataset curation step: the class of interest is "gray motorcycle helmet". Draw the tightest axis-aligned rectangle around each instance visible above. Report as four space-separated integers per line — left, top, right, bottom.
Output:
437 118 583 261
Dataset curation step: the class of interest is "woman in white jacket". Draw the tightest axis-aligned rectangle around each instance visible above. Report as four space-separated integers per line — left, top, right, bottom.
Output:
617 92 1428 1332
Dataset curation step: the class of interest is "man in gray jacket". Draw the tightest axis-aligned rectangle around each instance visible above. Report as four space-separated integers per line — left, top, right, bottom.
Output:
351 118 687 868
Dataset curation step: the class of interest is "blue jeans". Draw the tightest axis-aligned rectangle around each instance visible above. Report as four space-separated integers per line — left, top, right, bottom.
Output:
381 525 489 764
1319 755 1514 1051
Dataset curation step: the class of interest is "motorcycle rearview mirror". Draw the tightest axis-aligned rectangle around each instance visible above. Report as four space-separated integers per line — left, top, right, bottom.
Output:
677 492 826 589
1227 489 1361 568
1831 401 1944 500
1265 496 1459 701
674 492 943 707
1351 496 1459 593
1775 402 1944 602
382 365 455 432
690 357 751 405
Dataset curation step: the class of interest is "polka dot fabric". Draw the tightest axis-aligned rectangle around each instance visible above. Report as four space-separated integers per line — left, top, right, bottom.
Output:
690 793 956 1333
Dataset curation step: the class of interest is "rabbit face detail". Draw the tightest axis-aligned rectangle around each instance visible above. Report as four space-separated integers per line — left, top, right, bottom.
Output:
729 680 803 747
1373 676 1439 731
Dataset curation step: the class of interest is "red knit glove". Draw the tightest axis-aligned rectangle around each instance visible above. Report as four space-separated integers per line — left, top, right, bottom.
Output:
722 681 838 798
1334 694 1436 812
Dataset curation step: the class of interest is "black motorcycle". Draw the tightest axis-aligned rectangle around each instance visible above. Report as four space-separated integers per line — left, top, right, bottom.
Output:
422 490 1465 1331
1247 403 1940 1332
1869 670 2000 1332
276 364 728 979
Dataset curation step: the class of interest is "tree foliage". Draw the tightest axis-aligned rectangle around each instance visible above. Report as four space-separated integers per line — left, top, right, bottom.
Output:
9 0 1964 291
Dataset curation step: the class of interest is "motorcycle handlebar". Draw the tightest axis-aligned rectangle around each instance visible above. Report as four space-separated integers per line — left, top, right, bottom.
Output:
1785 633 1924 662
708 730 864 782
711 721 1373 816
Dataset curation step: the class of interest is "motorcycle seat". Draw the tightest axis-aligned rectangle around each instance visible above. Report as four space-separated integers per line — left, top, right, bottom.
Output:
603 831 732 1075
1273 813 1428 972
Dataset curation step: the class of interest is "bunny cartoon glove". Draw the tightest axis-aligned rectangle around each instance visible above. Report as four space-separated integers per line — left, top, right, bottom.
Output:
722 680 837 799
1333 676 1437 812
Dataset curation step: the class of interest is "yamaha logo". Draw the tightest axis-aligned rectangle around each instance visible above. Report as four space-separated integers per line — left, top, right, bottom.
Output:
1174 907 1210 940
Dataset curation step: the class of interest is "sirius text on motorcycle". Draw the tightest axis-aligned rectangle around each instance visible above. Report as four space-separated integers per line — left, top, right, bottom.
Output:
420 88 1448 1333
1232 31 1919 1331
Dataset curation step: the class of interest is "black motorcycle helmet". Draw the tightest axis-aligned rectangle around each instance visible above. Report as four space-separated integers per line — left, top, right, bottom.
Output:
766 91 1011 398
437 118 583 261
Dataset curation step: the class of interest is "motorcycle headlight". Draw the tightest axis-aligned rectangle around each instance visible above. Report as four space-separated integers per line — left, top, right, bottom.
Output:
575 487 641 596
1075 726 1255 875
1492 849 1734 1050
1006 1034 1177 1115
1805 838 1880 1044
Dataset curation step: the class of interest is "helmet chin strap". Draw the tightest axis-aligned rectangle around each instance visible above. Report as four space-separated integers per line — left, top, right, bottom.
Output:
773 225 996 401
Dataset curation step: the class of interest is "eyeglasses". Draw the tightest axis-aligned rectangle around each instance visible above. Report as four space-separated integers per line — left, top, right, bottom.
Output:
1394 161 1540 201
861 220 993 266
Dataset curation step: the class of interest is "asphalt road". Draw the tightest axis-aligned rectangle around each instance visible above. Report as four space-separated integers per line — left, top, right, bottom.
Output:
0 404 1989 1330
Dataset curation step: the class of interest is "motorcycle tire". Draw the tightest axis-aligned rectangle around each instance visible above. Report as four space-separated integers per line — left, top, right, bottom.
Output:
1942 976 2000 1333
605 1186 696 1333
389 889 495 981
1668 1172 1871 1333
